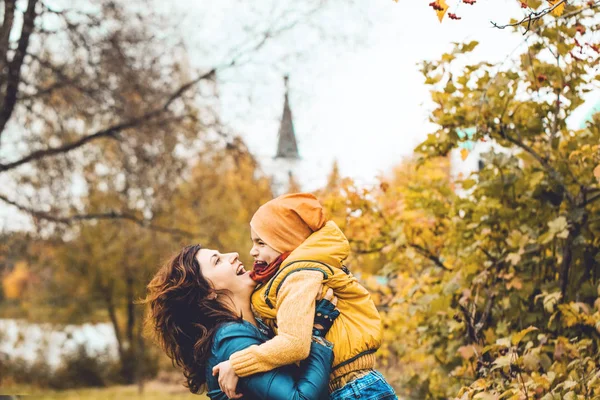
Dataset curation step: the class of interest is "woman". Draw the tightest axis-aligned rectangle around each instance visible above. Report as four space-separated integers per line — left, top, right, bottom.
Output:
143 244 339 399
213 193 396 400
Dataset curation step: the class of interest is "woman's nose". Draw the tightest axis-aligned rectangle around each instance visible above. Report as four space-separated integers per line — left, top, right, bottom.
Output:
228 252 240 262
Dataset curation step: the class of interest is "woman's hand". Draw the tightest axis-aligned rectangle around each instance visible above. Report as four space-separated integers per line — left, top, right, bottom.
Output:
212 360 242 399
313 287 340 337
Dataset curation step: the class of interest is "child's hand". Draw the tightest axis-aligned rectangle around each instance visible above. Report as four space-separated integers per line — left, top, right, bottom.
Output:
313 287 339 337
212 360 242 399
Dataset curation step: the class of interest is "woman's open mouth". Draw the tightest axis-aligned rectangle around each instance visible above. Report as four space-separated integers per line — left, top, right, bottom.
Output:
236 264 246 275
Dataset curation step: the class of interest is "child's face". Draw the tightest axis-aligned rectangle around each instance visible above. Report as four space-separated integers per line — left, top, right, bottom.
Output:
250 228 282 266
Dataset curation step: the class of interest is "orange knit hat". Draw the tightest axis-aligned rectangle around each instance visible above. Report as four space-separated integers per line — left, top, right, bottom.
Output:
250 193 327 253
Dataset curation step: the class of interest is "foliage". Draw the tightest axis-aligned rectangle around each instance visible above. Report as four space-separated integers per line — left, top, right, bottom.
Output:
0 345 123 390
1 135 272 386
0 0 216 231
2 261 33 300
319 5 600 399
392 0 597 25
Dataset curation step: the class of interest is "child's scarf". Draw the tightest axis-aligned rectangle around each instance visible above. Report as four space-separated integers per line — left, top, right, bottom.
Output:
250 252 291 283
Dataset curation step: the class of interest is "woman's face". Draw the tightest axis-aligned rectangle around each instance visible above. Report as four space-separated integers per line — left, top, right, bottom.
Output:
196 249 256 295
249 228 282 266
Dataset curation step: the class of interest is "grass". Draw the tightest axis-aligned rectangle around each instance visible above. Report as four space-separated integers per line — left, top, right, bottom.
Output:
0 381 208 399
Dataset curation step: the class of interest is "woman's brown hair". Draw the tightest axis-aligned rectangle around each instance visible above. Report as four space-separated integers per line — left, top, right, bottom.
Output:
142 244 240 393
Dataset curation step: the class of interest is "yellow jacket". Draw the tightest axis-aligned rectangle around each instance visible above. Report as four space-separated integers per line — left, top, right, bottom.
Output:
230 221 382 382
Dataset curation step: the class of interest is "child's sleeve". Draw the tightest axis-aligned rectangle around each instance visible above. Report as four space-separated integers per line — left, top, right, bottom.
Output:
229 270 323 377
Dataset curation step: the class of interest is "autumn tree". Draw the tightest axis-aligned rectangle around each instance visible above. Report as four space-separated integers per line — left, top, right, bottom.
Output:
22 135 272 385
414 3 600 394
0 1 222 230
324 159 342 193
320 4 600 398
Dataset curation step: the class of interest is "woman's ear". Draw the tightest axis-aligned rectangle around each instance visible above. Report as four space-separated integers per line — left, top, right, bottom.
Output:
207 292 218 300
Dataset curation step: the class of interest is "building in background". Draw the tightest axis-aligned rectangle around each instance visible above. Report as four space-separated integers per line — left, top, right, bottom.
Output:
449 96 600 187
268 76 302 195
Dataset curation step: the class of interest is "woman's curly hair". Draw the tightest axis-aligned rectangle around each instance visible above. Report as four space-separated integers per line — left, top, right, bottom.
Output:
142 244 240 393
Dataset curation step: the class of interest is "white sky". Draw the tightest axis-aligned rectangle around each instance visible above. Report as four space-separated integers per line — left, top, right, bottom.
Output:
169 0 534 189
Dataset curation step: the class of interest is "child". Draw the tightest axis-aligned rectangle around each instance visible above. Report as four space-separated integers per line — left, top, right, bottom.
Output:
213 193 397 400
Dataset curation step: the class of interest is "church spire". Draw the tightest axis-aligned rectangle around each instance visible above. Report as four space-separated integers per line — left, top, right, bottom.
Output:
275 76 299 159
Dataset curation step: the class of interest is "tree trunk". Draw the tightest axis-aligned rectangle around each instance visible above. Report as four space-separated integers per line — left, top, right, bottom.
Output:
103 285 124 361
121 244 137 384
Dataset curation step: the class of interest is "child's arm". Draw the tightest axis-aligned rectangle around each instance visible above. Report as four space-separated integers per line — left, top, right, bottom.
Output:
231 270 323 375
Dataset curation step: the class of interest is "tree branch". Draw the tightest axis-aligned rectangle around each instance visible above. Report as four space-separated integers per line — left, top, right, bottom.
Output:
559 224 577 300
474 293 495 338
409 242 452 270
478 246 498 263
0 0 38 138
498 125 574 204
584 192 600 206
0 68 216 173
0 0 16 71
491 0 566 32
0 193 196 238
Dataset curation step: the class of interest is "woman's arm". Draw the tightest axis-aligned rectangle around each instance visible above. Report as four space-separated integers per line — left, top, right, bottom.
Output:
208 337 333 400
208 322 333 400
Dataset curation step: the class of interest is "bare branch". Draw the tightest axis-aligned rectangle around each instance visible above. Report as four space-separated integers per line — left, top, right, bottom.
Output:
0 0 16 70
491 0 566 32
25 53 105 101
492 1 600 33
0 193 196 237
0 0 39 138
0 68 216 173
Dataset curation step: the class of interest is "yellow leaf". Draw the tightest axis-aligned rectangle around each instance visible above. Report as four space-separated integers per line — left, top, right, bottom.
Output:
547 0 565 16
2 261 31 300
460 148 469 160
436 0 449 22
594 164 600 183
511 326 538 345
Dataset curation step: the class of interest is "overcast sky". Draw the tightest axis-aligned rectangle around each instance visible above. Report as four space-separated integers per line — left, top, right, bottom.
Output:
169 0 533 188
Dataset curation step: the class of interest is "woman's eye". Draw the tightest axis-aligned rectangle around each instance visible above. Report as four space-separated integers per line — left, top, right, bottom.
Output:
216 257 221 264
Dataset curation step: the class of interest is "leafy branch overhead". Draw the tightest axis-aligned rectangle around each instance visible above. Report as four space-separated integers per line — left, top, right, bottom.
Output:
392 0 599 29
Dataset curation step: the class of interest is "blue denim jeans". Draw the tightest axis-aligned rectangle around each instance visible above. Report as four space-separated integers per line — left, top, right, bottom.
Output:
330 370 397 400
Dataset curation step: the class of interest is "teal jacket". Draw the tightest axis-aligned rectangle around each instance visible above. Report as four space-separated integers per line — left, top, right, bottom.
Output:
205 320 333 400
